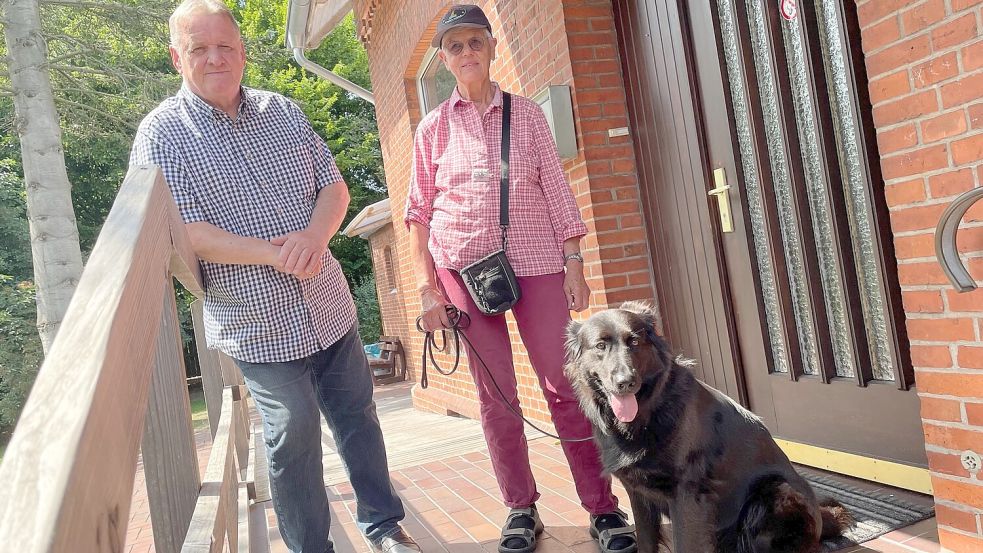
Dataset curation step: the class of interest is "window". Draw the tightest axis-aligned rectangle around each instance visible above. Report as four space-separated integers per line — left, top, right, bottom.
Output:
416 47 457 114
383 246 397 294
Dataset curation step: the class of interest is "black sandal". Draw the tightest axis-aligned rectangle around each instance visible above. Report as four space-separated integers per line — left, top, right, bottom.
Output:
498 504 544 553
589 510 638 553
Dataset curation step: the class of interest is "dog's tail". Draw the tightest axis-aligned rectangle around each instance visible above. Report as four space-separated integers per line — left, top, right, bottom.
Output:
731 475 822 553
819 497 854 539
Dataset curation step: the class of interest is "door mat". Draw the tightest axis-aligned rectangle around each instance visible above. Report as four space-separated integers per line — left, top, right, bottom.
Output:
805 472 935 551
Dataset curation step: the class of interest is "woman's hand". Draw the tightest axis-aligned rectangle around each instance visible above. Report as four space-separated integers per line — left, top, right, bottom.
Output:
563 262 590 312
420 287 452 332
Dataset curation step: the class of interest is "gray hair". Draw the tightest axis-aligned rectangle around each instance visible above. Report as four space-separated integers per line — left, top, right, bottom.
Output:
169 0 240 48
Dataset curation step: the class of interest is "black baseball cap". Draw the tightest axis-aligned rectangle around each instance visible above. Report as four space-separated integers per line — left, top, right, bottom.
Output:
431 4 492 48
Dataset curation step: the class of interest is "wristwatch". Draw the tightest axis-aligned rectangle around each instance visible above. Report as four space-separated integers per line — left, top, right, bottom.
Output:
563 252 584 263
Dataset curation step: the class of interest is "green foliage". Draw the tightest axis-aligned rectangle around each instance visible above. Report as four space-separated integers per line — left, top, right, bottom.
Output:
0 161 32 280
174 284 202 379
352 275 382 345
0 277 42 441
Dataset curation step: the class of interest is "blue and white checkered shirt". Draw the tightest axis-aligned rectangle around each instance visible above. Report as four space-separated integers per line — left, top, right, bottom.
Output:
130 85 357 363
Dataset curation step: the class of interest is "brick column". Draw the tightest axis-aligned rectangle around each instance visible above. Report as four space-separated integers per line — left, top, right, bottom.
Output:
562 0 656 306
857 1 983 548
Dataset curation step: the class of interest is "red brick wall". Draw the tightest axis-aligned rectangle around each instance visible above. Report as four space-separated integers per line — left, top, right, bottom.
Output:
857 0 983 548
368 225 414 379
352 0 655 424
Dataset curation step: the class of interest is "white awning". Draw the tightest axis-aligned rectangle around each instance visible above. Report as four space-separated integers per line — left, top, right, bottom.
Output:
342 198 392 239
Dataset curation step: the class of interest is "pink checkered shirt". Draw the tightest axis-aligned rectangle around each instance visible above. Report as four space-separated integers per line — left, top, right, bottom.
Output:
406 84 588 277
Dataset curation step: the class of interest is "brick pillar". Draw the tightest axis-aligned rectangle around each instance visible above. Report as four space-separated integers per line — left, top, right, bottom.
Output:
856 1 983 548
562 0 656 306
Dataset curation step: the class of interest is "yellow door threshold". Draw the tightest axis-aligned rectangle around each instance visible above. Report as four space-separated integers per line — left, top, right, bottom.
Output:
775 439 933 495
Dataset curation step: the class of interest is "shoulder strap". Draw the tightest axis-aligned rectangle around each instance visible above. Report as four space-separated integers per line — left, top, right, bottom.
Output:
500 92 511 245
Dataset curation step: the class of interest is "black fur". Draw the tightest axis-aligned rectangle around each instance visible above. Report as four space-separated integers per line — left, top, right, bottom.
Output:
565 302 852 552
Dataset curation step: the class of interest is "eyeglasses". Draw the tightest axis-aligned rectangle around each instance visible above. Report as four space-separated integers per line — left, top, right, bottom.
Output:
443 36 486 56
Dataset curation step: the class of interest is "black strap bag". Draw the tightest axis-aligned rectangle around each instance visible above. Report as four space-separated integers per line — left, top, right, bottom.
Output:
458 92 522 316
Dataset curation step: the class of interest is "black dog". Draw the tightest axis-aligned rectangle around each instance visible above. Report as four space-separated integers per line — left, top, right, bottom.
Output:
564 302 852 552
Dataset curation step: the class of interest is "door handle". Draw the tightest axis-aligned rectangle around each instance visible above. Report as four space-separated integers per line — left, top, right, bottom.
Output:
935 186 983 292
709 167 734 233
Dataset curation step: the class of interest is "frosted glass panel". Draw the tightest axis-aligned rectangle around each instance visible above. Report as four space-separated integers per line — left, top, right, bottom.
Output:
780 12 857 378
717 0 790 374
817 0 896 382
743 0 821 375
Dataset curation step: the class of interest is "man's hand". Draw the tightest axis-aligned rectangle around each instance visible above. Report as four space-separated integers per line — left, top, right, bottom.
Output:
563 262 591 312
271 229 327 279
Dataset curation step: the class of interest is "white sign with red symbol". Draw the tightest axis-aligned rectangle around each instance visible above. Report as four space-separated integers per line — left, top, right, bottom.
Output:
781 0 798 21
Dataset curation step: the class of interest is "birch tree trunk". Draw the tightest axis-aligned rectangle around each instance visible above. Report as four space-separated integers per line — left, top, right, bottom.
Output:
3 0 83 353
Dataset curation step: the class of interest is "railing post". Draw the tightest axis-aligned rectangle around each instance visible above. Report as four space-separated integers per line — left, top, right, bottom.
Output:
191 300 224 439
142 288 202 553
191 299 252 471
219 354 251 473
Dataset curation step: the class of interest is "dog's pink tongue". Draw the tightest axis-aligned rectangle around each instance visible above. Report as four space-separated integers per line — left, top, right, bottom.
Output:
609 393 638 423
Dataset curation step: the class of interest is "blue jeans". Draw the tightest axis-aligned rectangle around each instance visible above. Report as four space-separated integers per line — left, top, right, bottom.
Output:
234 324 405 553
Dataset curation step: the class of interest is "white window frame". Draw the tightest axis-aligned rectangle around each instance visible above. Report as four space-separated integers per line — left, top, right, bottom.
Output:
416 47 456 114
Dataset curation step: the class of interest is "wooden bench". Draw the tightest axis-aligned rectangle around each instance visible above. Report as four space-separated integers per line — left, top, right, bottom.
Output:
368 336 406 385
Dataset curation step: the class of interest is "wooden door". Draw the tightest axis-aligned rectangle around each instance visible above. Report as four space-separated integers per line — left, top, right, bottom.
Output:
614 0 927 467
613 0 746 404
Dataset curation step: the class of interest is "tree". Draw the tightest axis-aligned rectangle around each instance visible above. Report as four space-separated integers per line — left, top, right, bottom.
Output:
2 0 83 352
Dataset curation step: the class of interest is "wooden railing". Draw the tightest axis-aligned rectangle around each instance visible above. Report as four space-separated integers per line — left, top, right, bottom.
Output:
0 166 270 552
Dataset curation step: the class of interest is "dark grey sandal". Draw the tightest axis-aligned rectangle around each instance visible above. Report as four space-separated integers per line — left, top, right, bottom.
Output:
589 510 638 553
498 505 544 553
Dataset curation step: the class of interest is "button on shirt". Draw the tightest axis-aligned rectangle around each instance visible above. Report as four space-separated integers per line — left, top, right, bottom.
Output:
130 86 356 363
405 84 588 276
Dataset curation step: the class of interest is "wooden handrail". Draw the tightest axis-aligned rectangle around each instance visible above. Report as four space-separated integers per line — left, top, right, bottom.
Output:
0 166 266 552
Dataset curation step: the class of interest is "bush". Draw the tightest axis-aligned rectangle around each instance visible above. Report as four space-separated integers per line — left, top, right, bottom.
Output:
0 277 43 441
352 275 382 345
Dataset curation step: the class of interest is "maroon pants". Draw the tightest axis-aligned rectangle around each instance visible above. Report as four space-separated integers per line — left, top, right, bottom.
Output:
436 269 618 514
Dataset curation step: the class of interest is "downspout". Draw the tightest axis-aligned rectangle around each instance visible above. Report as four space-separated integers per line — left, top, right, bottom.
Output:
292 47 375 105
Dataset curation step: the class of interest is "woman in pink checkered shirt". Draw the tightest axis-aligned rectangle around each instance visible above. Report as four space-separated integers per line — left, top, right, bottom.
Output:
404 5 637 553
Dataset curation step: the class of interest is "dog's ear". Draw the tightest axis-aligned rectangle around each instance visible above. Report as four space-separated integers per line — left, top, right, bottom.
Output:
620 301 660 343
565 319 584 363
619 300 658 320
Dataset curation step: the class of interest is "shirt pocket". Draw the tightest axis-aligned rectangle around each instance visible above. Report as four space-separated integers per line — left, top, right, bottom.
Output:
188 150 257 236
269 139 318 210
508 151 546 208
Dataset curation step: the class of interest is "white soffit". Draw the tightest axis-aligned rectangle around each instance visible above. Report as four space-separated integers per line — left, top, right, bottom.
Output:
286 0 352 51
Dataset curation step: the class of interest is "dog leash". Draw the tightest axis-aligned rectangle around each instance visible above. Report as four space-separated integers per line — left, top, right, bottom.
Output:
416 305 593 443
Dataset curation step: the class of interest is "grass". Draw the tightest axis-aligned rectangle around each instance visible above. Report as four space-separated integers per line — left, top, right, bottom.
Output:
189 384 209 431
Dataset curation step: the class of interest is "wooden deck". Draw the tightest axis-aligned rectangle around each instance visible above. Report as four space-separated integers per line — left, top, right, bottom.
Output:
126 380 942 553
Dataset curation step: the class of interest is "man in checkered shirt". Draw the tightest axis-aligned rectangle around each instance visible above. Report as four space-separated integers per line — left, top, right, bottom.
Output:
129 2 419 552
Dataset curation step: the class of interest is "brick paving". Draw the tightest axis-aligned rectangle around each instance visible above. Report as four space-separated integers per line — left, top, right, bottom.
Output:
125 382 942 553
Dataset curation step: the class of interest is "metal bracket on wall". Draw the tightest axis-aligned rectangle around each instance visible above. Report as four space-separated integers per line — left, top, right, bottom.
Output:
935 187 983 292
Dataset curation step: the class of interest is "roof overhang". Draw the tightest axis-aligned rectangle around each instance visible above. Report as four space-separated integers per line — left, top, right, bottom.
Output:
285 0 374 104
342 198 392 239
286 0 352 51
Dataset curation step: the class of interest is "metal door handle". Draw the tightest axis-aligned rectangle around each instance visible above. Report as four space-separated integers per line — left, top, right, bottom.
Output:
709 167 734 233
